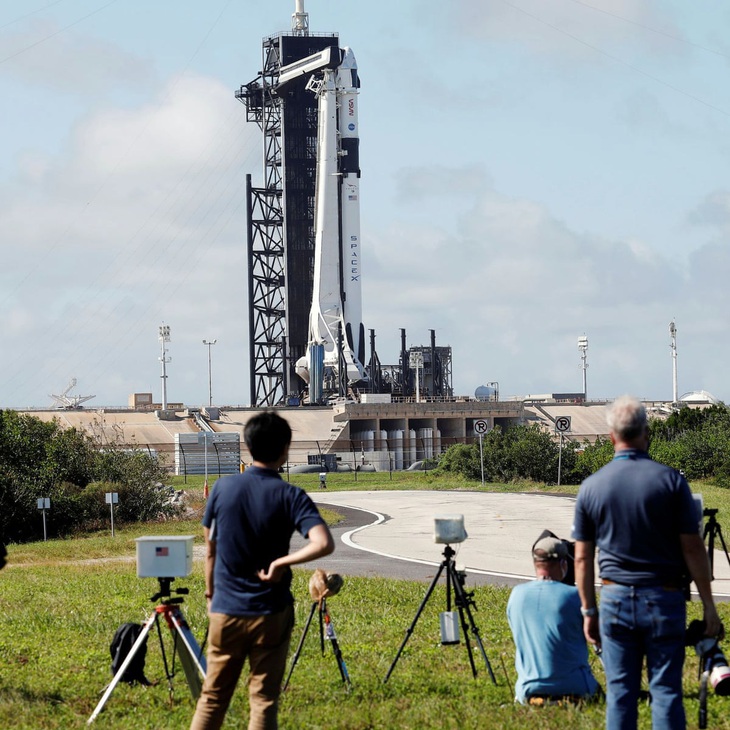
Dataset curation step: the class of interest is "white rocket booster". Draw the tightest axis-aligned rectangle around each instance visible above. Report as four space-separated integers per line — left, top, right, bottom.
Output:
289 46 366 388
337 48 365 370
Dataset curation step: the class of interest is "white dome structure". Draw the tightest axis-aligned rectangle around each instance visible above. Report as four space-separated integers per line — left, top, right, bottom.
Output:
678 390 720 404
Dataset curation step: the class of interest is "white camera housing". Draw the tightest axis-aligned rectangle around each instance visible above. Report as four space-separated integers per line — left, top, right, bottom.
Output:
136 535 194 578
434 514 468 545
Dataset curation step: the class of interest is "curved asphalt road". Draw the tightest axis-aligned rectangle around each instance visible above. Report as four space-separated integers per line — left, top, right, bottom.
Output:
302 491 730 598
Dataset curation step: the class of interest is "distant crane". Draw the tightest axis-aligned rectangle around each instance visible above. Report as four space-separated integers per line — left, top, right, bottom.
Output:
50 378 95 409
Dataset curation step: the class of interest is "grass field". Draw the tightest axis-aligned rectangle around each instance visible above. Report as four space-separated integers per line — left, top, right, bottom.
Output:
1 473 730 729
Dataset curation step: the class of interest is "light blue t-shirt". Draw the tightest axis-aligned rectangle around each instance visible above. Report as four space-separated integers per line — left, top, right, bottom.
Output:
507 579 599 702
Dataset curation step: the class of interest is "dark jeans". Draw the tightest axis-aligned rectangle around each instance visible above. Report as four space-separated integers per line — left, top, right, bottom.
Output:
600 584 686 730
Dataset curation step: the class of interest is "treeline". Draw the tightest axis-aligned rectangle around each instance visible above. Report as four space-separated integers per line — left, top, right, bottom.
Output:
436 404 730 487
0 410 179 543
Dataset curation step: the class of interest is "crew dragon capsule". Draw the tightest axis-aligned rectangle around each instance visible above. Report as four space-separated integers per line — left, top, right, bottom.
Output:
277 46 367 392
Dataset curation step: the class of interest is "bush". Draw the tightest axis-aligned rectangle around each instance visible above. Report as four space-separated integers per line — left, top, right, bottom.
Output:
0 410 178 542
437 424 574 484
570 437 614 482
436 443 482 480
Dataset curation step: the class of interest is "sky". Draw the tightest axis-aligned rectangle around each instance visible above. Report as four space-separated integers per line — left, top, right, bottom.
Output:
2 0 730 409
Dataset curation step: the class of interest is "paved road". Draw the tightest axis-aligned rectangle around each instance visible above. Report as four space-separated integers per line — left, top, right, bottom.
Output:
306 490 730 598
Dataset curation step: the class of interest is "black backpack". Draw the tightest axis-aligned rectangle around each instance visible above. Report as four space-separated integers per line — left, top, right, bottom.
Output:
110 622 151 685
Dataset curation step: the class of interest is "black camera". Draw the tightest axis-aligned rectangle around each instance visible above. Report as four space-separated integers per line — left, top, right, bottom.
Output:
686 620 730 696
531 529 575 586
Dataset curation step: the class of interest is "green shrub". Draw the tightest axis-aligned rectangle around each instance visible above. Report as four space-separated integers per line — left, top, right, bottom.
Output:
0 410 177 542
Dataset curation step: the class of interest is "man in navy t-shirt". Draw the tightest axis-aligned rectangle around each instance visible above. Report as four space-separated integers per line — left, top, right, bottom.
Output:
190 411 334 730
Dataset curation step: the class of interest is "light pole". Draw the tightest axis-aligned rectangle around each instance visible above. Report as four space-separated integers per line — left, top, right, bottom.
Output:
159 324 171 410
409 351 423 403
578 335 588 401
203 339 217 407
669 321 678 403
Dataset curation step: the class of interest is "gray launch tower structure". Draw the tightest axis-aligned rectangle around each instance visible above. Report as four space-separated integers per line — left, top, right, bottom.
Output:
237 6 339 406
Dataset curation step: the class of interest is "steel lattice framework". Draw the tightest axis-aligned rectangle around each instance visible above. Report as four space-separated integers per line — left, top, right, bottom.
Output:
238 31 339 406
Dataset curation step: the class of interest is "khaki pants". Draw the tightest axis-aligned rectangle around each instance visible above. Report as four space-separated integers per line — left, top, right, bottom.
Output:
190 605 294 730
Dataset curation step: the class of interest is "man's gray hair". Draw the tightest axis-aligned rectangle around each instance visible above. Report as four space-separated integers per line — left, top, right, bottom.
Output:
606 395 647 441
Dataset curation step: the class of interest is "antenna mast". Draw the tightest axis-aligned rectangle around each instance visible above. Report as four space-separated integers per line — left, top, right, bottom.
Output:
292 0 309 35
669 321 678 403
159 324 171 410
577 335 588 401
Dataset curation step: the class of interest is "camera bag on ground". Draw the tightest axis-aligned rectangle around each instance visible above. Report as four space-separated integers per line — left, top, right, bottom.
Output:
110 622 151 685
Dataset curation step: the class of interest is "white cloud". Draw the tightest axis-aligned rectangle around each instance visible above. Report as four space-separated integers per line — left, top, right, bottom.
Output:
0 72 259 408
439 0 685 60
0 19 154 93
688 190 730 228
364 164 723 399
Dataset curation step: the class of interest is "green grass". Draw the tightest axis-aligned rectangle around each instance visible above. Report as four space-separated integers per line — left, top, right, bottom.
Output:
1 559 729 729
2 476 730 729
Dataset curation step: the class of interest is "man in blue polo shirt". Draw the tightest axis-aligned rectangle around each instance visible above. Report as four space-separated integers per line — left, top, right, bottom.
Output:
507 534 599 704
190 411 334 730
573 395 723 730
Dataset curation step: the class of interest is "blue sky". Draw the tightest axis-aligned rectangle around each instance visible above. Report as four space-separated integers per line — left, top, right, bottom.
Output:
1 0 729 408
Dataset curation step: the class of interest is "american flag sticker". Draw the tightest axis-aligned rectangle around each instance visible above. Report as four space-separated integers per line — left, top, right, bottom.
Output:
156 547 169 556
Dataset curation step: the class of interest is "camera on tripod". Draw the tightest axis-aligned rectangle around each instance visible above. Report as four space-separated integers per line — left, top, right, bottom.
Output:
136 535 194 601
384 513 497 684
686 620 730 696
433 514 468 545
89 535 205 724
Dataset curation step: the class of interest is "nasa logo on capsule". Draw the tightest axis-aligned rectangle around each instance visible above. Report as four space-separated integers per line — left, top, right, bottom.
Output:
348 123 355 131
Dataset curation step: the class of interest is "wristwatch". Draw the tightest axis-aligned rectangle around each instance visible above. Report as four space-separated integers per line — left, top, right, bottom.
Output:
204 591 213 599
580 606 598 617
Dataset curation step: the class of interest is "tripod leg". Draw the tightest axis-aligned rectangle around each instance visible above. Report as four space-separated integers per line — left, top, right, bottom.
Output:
153 608 179 703
87 612 158 725
167 606 207 700
323 603 351 688
714 523 730 570
282 602 317 691
450 564 497 685
704 521 716 578
458 605 478 678
384 561 446 683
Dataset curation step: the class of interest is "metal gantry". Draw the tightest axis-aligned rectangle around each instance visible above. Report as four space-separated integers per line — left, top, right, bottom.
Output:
237 19 339 406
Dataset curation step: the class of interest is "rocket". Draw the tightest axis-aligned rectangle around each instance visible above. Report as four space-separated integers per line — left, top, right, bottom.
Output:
337 49 365 372
286 46 366 390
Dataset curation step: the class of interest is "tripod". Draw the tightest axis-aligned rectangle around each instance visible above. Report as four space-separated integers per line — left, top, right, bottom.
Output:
283 597 351 691
384 545 496 684
703 508 730 580
87 577 207 725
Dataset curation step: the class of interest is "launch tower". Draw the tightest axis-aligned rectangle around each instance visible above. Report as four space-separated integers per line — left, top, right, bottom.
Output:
237 3 339 406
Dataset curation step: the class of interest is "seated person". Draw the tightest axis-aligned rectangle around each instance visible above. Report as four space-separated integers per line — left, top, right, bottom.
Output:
507 534 600 704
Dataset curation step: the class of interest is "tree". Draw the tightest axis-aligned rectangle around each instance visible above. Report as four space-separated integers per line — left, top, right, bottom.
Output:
0 410 177 542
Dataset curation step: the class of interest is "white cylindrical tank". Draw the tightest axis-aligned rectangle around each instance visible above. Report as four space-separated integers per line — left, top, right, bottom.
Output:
418 428 433 460
388 429 404 471
434 428 442 458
